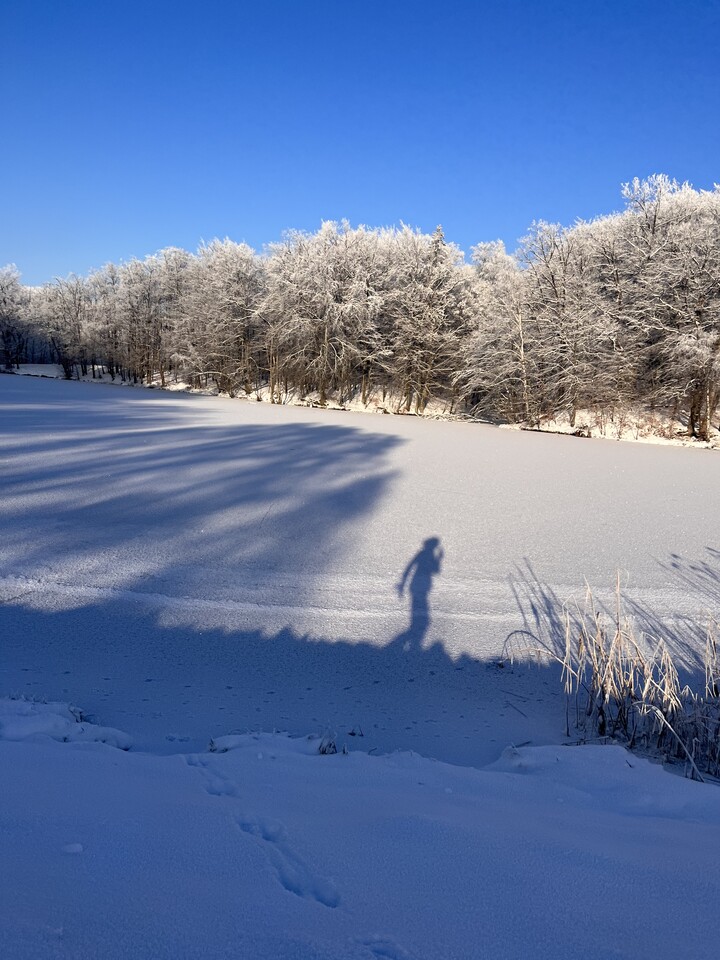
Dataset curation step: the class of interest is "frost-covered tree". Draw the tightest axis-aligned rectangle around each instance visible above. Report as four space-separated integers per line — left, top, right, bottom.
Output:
519 221 606 424
12 175 720 437
87 263 123 379
458 242 540 422
35 275 91 378
176 240 265 395
381 225 474 413
626 180 720 439
586 177 720 438
114 252 186 385
155 247 193 385
0 265 29 369
261 222 386 404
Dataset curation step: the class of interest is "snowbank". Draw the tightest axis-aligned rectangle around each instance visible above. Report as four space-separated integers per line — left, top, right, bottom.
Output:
1 701 719 960
0 697 132 749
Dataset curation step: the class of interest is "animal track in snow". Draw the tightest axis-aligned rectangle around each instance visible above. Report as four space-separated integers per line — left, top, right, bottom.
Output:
185 754 240 797
234 813 340 908
358 937 417 959
185 755 339 908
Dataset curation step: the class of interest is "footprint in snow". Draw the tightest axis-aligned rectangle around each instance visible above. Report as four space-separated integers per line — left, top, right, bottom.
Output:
358 937 417 959
185 757 340 908
185 755 240 796
235 814 340 909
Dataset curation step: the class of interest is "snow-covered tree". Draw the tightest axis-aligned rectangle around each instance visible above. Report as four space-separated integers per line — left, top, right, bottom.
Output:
0 265 29 369
261 222 386 404
35 275 91 378
458 242 540 422
176 240 264 395
380 225 474 413
87 263 123 379
13 175 720 438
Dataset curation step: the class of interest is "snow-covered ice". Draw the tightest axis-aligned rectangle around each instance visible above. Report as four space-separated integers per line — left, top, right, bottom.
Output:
1 374 717 759
2 374 720 959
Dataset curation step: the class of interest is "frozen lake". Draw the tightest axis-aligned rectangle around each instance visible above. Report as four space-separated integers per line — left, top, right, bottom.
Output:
2 374 718 762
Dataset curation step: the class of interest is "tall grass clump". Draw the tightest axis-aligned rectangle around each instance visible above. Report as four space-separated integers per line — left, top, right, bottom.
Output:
557 581 720 782
503 577 720 782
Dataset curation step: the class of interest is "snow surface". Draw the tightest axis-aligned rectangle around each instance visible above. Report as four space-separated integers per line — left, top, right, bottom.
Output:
2 374 720 959
2 702 720 960
1 374 717 760
0 697 131 749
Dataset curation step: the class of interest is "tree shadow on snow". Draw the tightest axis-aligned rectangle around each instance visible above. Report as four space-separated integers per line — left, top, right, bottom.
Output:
0 592 569 768
0 376 402 599
1 377 715 766
0 378 565 767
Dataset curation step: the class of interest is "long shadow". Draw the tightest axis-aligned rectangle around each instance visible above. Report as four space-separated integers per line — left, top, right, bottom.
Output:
629 547 720 675
505 559 573 662
0 376 402 604
393 537 444 652
0 377 566 767
8 547 716 767
0 595 567 768
7 377 715 766
661 548 720 608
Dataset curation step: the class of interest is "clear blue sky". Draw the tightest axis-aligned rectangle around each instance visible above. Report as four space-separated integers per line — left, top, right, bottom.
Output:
2 0 719 284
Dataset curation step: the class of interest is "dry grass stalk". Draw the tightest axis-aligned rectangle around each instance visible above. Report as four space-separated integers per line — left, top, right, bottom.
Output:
511 577 720 781
558 581 720 780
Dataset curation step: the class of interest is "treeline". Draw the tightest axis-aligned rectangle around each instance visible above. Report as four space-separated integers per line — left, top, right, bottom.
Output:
1 175 719 437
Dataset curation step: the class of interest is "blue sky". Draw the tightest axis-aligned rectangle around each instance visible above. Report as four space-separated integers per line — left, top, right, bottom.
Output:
2 0 719 284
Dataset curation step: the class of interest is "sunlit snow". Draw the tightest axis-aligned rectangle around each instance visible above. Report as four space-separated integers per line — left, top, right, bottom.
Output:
2 374 719 959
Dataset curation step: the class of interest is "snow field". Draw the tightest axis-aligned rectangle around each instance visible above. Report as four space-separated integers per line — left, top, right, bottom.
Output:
2 375 718 760
2 702 719 960
2 374 720 958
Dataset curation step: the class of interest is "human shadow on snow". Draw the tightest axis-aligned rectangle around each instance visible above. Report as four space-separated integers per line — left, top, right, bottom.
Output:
3 543 713 765
7 546 715 764
1 378 564 766
392 537 445 653
1 377 715 764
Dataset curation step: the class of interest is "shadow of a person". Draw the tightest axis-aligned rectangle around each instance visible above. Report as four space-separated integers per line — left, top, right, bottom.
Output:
395 537 444 652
